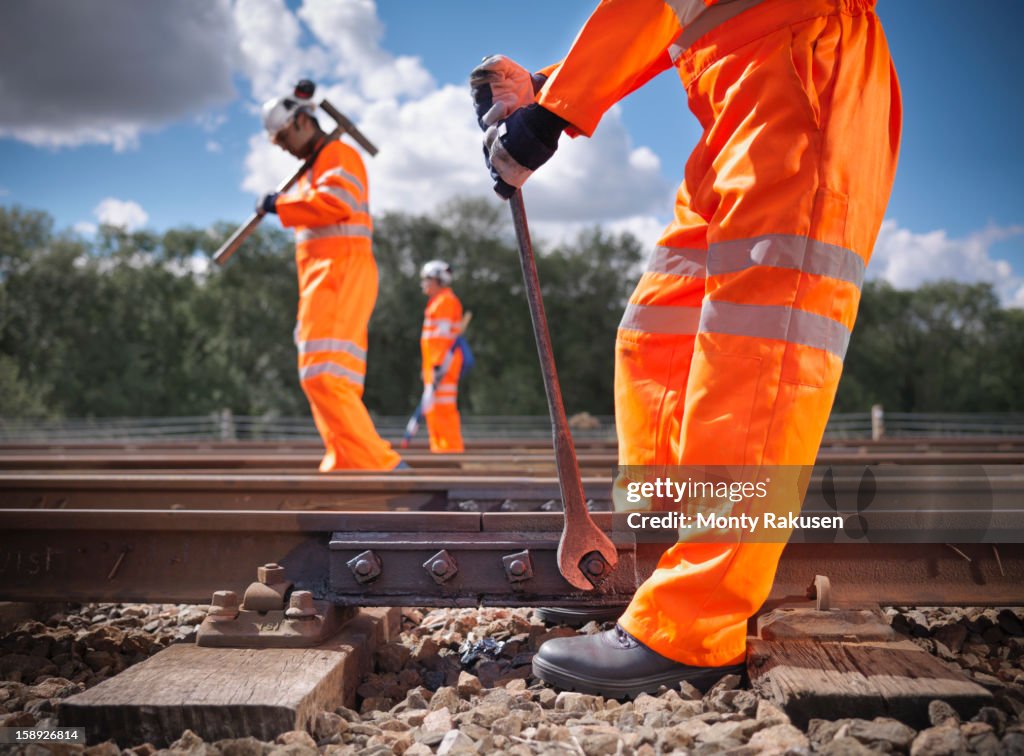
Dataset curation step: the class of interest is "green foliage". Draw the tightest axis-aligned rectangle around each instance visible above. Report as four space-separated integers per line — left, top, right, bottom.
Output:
2 201 1021 420
836 280 1024 412
0 200 640 419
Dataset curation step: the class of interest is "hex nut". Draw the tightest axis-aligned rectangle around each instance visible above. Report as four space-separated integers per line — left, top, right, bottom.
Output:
211 590 241 609
258 563 286 584
346 549 382 584
285 590 317 619
502 550 534 583
423 549 458 584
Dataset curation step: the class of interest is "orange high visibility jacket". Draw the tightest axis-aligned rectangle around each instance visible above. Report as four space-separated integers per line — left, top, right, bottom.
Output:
420 288 463 385
276 139 373 255
537 0 763 138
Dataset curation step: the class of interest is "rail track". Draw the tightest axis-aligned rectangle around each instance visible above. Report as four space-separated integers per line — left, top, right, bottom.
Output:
1 440 1022 609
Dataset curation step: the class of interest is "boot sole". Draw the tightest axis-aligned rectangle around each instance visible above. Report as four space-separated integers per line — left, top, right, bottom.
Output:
532 656 746 700
534 606 627 627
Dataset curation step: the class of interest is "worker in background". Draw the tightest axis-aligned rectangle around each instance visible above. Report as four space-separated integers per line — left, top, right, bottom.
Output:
471 0 901 697
257 82 404 472
419 260 465 453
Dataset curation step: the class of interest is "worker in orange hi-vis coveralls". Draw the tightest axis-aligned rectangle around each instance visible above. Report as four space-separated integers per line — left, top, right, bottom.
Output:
256 84 404 472
471 0 901 696
419 260 465 453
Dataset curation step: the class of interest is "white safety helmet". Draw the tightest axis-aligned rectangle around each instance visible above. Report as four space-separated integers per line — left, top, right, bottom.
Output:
261 95 314 136
420 259 453 286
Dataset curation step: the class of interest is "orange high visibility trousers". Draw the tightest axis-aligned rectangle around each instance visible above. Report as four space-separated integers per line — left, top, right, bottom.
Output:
280 139 401 472
295 248 401 471
421 288 465 453
612 0 902 666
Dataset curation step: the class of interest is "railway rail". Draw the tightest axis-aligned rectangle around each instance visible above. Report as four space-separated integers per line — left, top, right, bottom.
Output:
1 455 1022 609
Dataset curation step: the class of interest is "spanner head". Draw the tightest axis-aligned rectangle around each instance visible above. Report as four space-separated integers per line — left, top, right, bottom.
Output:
557 522 619 590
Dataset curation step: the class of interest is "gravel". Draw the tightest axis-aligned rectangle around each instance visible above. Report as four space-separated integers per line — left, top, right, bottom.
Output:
1 604 1023 754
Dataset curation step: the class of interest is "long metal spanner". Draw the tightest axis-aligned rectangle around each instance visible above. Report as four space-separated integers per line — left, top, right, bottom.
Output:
508 190 619 590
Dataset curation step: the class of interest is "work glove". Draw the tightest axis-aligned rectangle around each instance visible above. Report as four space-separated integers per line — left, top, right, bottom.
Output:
470 54 546 130
256 192 279 216
483 104 568 199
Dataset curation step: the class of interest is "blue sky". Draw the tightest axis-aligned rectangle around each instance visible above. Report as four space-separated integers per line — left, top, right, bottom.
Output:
1 0 1022 304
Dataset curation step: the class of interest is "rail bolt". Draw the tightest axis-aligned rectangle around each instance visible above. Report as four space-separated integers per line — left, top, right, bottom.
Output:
423 549 458 584
502 550 534 583
257 563 286 584
207 590 241 621
285 590 317 619
346 550 382 584
581 551 609 581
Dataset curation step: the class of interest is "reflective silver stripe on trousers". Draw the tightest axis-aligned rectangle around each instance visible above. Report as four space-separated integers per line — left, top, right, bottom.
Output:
708 235 865 288
296 224 372 243
699 301 851 359
296 338 366 361
647 246 707 277
316 185 368 214
317 167 365 195
299 361 365 386
619 303 702 335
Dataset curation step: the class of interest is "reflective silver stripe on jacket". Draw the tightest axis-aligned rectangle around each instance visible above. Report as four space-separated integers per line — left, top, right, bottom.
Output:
317 167 365 195
433 396 458 405
426 320 454 336
619 303 702 335
708 235 865 289
666 0 766 62
296 338 367 361
316 185 369 214
298 361 365 386
295 224 372 243
699 301 851 359
665 0 709 25
647 246 707 278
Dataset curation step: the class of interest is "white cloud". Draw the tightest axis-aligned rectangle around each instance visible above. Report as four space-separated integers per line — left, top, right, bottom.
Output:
232 0 314 102
94 198 149 231
206 140 223 154
298 0 434 101
359 86 492 214
73 221 98 236
526 107 670 224
241 134 303 195
0 0 236 151
870 220 1024 307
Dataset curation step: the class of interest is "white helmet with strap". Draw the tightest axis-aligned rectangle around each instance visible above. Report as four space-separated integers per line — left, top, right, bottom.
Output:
261 80 317 135
420 259 453 286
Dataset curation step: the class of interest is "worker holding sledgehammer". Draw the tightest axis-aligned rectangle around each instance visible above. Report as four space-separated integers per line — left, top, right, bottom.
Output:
471 0 901 697
255 81 405 472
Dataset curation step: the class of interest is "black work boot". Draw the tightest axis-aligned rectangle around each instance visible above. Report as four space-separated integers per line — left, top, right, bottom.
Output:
532 624 745 699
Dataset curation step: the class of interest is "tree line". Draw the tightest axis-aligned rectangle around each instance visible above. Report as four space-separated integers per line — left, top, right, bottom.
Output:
1 201 1022 420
